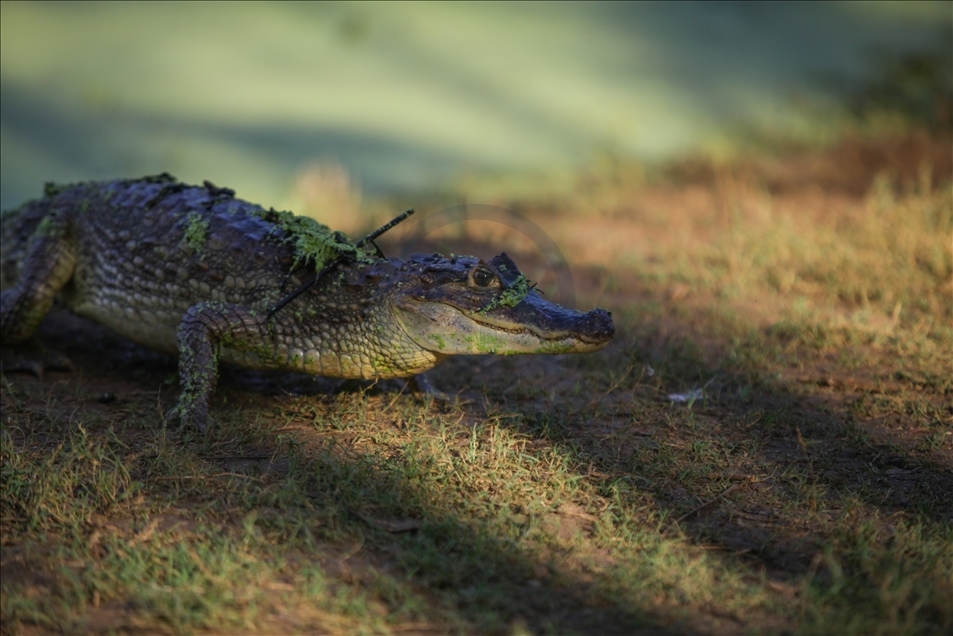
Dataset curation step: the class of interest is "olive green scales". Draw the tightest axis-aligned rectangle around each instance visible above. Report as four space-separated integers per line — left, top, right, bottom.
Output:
1 175 614 429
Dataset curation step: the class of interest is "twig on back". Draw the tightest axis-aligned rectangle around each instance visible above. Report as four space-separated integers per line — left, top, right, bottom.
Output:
266 209 415 320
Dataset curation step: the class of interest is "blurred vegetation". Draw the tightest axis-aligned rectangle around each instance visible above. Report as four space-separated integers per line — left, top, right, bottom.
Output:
1 2 950 211
850 47 953 130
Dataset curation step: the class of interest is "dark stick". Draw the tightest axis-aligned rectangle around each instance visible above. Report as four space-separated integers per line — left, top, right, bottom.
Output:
356 208 415 247
267 209 414 320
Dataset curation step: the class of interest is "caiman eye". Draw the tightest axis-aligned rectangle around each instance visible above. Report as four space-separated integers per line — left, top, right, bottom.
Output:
472 268 496 288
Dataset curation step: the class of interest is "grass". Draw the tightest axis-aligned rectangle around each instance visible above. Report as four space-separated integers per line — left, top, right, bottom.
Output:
2 121 952 634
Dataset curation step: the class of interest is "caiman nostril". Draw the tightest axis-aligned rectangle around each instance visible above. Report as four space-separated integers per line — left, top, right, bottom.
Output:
578 308 614 341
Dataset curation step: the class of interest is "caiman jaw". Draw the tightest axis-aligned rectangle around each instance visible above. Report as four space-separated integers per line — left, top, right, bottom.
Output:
458 307 613 346
393 297 614 356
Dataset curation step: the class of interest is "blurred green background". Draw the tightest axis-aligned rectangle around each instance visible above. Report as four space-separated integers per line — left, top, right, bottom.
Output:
1 1 950 211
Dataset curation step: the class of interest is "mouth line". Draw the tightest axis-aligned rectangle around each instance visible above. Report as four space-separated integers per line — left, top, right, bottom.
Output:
460 309 608 344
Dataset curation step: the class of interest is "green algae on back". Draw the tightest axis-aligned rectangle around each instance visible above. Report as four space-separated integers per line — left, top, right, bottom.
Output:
182 212 210 250
33 214 63 239
43 182 69 198
146 174 369 270
254 207 375 270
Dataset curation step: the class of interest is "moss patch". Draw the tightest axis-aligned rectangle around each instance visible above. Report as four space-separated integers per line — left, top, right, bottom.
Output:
43 181 68 198
182 212 210 251
34 214 62 239
256 208 374 270
481 274 531 313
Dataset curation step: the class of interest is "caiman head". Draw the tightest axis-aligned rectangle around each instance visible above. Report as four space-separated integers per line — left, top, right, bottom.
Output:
388 252 614 357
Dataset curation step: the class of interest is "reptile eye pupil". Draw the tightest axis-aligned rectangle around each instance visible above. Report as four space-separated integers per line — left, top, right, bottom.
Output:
473 270 494 287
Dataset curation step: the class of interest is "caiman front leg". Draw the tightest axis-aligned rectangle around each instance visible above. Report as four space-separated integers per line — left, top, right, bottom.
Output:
1 210 77 376
175 301 274 432
1 211 76 343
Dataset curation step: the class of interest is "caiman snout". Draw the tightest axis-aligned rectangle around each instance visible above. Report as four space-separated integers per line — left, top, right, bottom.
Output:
459 289 617 353
577 308 614 344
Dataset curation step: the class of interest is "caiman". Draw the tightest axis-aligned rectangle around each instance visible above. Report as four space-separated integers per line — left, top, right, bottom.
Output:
1 174 614 430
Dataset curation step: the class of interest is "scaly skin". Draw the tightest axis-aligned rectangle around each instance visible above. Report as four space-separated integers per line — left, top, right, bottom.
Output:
1 175 614 429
